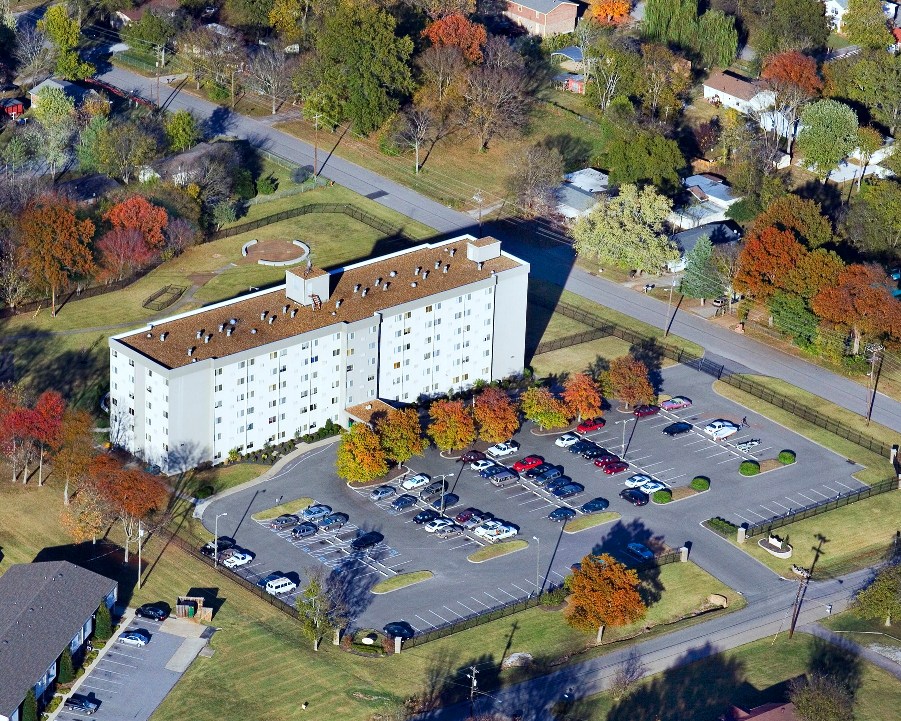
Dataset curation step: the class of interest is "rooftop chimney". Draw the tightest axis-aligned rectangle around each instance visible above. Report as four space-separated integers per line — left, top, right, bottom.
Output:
187 347 194 356
443 264 449 274
268 316 275 325
435 260 441 269
354 284 361 293
160 332 168 342
389 270 397 277
146 332 152 339
290 309 298 318
414 266 421 275
204 334 212 344
251 328 257 335
411 281 418 288
477 261 483 270
450 248 456 257
196 330 202 339
361 289 368 297
375 277 382 286
336 299 342 309
226 327 233 337
218 324 225 332
382 282 390 291
422 270 429 280
260 311 267 321
230 318 237 325
283 305 289 314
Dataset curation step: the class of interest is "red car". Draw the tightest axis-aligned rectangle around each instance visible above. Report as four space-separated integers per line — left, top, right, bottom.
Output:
603 461 630 474
633 404 660 418
577 417 606 433
593 454 621 467
512 455 543 472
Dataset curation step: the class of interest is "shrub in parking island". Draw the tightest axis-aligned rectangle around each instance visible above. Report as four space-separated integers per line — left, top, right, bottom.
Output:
427 399 476 451
473 386 520 442
690 476 711 491
778 450 796 465
374 408 426 465
652 489 673 504
335 424 388 483
739 460 761 476
706 517 739 537
562 373 604 421
520 386 570 430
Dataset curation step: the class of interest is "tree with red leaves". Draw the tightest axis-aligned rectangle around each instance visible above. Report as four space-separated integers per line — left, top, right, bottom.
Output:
750 195 833 249
606 356 655 409
473 386 519 443
97 228 154 281
563 373 603 422
422 14 487 62
427 398 476 451
32 391 65 486
103 195 169 250
761 52 822 158
566 552 645 636
735 227 807 301
812 264 901 354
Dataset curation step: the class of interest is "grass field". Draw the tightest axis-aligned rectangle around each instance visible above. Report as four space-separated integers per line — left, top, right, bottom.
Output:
564 511 620 533
821 609 901 659
468 539 529 562
191 463 269 495
371 571 433 594
569 632 901 721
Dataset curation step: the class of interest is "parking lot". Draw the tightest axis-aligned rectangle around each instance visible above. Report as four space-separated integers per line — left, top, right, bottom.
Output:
203 364 868 632
56 615 204 721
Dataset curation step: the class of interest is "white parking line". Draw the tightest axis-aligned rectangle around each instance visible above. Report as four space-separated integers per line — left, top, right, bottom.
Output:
746 508 768 519
717 457 737 464
443 605 463 619
784 496 804 507
471 596 490 608
510 582 530 595
457 601 478 614
808 488 829 499
415 613 435 629
821 485 839 494
484 591 502 603
429 608 451 623
835 480 856 490
734 513 754 524
770 501 790 510
796 492 818 504
498 587 518 600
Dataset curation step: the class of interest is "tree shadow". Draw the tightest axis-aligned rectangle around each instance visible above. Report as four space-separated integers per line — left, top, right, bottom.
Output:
34 541 139 611
807 635 862 699
328 562 376 624
629 338 664 393
541 134 593 171
590 518 667 606
185 586 226 618
794 180 843 220
201 107 238 137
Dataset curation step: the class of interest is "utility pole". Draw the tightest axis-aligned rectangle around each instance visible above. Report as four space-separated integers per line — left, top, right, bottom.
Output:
866 343 883 426
664 279 676 337
312 113 321 176
137 520 143 589
467 665 478 718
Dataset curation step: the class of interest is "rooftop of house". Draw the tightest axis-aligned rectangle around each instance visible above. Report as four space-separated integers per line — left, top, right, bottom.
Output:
564 168 609 193
683 174 738 205
345 399 396 425
704 70 765 102
0 562 117 720
507 0 579 13
729 702 799 721
114 237 524 370
556 184 599 216
29 78 93 105
672 221 741 255
551 46 583 62
117 0 180 22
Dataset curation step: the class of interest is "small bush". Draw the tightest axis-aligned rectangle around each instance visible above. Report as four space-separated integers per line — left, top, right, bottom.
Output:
706 517 739 536
44 697 62 714
233 168 256 200
653 489 673 503
94 603 112 641
540 586 567 606
292 166 312 184
256 175 278 195
690 476 711 491
778 450 796 465
206 82 229 103
379 134 401 156
195 484 215 499
739 460 760 476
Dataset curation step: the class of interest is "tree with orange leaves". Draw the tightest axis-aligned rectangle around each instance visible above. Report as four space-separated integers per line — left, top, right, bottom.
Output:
473 386 519 443
17 196 96 316
520 387 570 430
812 264 901 355
103 195 169 250
606 356 654 409
734 227 806 301
566 553 645 637
590 0 631 25
54 408 96 506
422 14 487 62
427 398 476 451
786 248 844 300
32 391 65 486
761 52 822 158
750 195 833 249
91 455 168 561
563 373 603 422
374 407 425 465
336 423 388 482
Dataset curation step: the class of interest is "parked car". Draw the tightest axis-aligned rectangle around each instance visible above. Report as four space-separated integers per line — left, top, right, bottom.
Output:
663 421 693 437
119 630 150 647
593 454 621 467
570 439 596 455
474 521 518 541
553 482 585 499
603 461 629 474
424 517 454 533
256 572 283 589
480 464 509 478
413 509 440 524
580 497 610 514
460 511 493 530
582 446 610 460
431 492 459 510
383 621 415 639
704 420 739 440
268 514 300 530
471 459 496 472
735 439 761 452
459 449 486 463
200 537 235 557
436 523 464 539
489 470 519 487
64 694 99 715
626 542 655 561
319 512 349 531
660 396 692 411
455 507 480 524
619 488 649 506
523 462 554 479
135 603 169 621
555 433 579 448
512 455 543 472
577 417 606 433
548 507 578 522
390 494 417 511
401 473 431 490
302 504 332 522
545 475 572 492
640 481 667 494
633 404 660 418
291 522 318 539
532 466 563 485
419 479 449 502
369 485 397 501
350 531 384 551
222 550 254 569
265 576 297 596
487 440 520 458
625 473 655 488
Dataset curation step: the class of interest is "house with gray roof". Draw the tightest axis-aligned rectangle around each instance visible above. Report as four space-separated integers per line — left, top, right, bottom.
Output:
667 222 741 273
670 174 743 230
28 78 93 109
0 561 117 721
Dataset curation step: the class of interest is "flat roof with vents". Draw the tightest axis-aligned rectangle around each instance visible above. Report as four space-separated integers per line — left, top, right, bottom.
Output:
112 235 525 370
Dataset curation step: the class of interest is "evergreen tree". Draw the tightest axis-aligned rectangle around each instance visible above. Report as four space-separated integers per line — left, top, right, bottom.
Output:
681 233 725 302
94 602 112 641
22 689 37 721
58 647 75 684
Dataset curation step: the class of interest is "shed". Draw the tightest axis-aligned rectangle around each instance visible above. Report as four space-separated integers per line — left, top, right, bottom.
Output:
0 98 24 117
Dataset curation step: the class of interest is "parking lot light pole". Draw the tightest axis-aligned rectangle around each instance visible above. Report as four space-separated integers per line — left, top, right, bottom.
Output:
617 418 633 459
436 473 455 514
214 512 228 567
532 536 540 596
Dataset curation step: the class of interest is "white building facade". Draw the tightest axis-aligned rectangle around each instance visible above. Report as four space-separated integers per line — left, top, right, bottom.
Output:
109 236 529 472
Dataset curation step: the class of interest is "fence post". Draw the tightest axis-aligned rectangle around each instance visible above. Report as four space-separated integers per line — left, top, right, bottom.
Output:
679 546 689 562
737 527 747 544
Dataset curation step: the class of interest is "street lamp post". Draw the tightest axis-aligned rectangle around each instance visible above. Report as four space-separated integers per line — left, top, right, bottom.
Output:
532 535 540 595
436 473 456 515
617 418 633 459
473 191 484 233
214 512 228 567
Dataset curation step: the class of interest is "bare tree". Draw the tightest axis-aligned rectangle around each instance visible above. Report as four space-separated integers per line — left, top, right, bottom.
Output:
0 235 31 309
395 106 434 174
463 60 529 152
15 25 55 88
247 47 294 115
417 45 466 104
507 143 563 218
574 18 602 87
608 648 646 700
296 567 347 651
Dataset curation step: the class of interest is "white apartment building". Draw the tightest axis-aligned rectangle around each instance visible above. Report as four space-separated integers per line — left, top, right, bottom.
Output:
108 235 529 472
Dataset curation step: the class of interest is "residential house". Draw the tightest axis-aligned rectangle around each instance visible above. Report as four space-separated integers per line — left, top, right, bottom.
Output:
504 0 581 37
670 174 742 229
113 0 180 28
141 142 219 185
28 78 92 108
0 98 24 117
703 71 774 115
551 46 584 72
555 168 609 221
555 73 586 94
726 701 799 721
822 0 898 32
0 561 117 721
667 221 741 273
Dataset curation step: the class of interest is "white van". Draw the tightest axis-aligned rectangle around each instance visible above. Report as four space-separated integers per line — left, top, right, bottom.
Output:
265 576 297 595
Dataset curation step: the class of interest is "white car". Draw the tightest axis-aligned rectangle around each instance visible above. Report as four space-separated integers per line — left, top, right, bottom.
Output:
401 473 431 490
555 433 579 448
470 459 496 472
640 481 667 494
625 474 654 489
487 441 520 458
119 630 150 647
222 551 254 569
424 517 454 534
704 420 739 440
473 521 518 542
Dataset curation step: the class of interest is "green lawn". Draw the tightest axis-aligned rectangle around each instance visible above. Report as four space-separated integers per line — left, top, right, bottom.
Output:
821 609 901 659
564 511 620 533
371 571 433 594
571 632 901 721
532 338 643 379
468 539 529 562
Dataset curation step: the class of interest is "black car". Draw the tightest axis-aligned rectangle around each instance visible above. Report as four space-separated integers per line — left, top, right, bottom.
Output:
582 446 609 460
553 482 585 499
619 488 650 506
663 421 693 437
431 493 459 511
523 462 555 479
546 475 573 492
135 603 170 621
459 449 487 463
391 494 417 511
580 497 610 514
351 531 384 551
533 467 563 486
64 694 100 715
383 621 416 639
413 509 440 524
199 537 235 557
480 465 509 478
291 521 318 539
548 507 577 523
570 439 595 454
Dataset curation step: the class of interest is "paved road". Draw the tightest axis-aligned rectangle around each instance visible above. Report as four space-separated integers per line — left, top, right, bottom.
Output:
93 63 901 433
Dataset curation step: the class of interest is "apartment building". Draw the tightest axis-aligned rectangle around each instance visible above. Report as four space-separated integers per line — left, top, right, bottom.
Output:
108 235 529 472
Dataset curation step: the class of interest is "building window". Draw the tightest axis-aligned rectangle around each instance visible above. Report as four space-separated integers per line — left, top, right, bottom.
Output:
393 361 401 369
269 416 276 424
425 305 432 312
